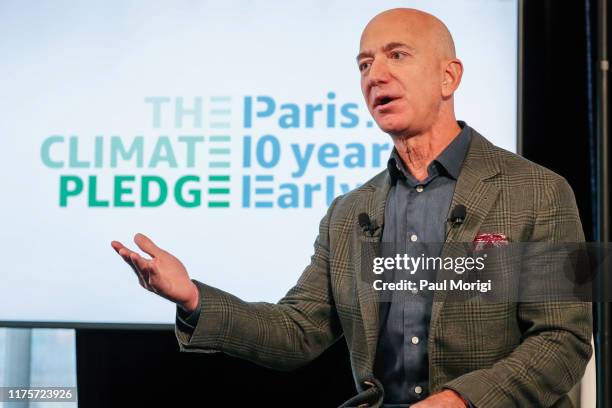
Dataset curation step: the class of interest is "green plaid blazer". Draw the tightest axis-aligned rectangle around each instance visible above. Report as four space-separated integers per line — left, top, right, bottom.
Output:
176 129 592 407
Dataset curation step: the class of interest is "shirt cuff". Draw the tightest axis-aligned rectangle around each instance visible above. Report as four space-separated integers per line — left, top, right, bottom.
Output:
175 291 202 332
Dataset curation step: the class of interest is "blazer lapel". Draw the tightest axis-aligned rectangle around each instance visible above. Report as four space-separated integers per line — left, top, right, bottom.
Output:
355 171 390 368
429 130 502 334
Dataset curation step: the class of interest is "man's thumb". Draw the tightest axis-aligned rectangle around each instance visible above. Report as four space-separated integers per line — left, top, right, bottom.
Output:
134 233 162 257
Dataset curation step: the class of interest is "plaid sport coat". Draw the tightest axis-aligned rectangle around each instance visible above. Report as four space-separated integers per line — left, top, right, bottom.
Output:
176 129 593 407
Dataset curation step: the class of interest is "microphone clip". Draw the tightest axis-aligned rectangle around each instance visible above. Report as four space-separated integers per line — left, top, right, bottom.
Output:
447 204 467 228
358 213 380 237
363 221 380 236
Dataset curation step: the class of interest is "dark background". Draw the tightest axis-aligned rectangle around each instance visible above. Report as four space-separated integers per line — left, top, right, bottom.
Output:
76 1 611 406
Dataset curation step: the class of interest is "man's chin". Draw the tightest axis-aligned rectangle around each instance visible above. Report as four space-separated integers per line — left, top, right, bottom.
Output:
375 121 409 137
371 113 407 132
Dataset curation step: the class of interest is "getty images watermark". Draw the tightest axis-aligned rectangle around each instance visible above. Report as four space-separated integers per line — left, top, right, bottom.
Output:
359 242 612 303
371 252 491 294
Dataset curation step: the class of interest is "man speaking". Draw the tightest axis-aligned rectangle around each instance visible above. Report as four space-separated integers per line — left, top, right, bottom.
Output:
111 8 592 407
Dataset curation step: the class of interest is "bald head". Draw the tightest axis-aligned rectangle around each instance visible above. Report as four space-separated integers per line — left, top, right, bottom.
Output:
361 8 456 62
357 8 463 138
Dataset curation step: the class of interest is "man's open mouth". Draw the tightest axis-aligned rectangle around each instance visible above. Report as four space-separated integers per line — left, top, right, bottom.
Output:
373 95 398 109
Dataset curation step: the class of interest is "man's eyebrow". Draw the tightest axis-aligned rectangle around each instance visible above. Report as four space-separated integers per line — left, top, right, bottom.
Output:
356 50 372 62
356 42 416 62
383 41 415 53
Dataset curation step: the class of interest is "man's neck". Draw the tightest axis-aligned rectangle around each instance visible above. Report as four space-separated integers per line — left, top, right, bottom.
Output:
392 120 462 182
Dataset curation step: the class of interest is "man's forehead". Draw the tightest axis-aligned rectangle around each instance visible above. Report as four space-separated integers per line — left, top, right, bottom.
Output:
359 21 421 54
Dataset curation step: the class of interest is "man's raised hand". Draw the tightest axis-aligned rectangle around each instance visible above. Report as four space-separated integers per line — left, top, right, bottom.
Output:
110 233 199 312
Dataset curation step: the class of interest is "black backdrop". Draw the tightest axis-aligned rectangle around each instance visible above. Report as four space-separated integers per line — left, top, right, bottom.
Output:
76 1 610 406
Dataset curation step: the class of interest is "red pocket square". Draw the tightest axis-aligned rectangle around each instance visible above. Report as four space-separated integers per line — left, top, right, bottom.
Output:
473 233 509 251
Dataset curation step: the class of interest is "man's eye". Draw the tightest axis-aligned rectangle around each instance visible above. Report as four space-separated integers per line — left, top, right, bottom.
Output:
390 51 403 60
359 62 370 72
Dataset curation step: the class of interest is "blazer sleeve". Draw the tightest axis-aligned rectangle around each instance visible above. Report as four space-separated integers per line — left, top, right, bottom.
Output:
443 176 593 407
174 195 344 372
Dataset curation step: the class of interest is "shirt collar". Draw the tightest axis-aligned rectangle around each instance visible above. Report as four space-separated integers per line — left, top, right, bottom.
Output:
387 121 472 185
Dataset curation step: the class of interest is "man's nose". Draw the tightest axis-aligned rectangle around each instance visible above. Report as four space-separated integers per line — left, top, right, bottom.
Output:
367 57 390 87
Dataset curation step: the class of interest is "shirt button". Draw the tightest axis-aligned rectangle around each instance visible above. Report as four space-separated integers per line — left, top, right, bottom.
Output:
410 234 418 242
415 386 423 395
416 185 424 193
411 336 419 345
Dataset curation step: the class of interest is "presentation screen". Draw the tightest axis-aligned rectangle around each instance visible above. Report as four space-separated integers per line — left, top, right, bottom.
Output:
0 0 518 326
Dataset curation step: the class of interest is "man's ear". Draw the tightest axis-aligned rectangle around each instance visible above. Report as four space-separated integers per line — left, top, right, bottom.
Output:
441 58 463 98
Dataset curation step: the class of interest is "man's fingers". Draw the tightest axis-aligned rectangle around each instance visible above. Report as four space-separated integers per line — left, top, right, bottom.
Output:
130 252 148 271
130 252 155 285
119 248 146 280
128 257 147 288
130 252 160 293
133 233 163 258
130 253 152 290
111 240 126 254
112 238 160 292
114 245 146 287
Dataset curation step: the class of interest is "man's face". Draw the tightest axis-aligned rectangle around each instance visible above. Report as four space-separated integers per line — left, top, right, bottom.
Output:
358 16 443 136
